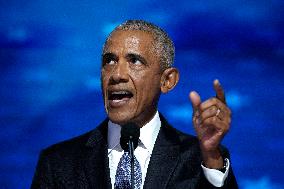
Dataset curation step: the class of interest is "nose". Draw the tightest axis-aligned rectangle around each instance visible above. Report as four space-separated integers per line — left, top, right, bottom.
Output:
110 61 129 83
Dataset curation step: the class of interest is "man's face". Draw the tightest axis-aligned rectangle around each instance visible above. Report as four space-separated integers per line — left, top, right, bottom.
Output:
101 30 162 126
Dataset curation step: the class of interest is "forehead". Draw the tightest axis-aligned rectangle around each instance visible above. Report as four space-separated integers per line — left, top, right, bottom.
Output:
104 30 155 56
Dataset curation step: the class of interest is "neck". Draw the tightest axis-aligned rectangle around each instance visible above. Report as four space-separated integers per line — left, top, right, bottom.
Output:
131 109 158 128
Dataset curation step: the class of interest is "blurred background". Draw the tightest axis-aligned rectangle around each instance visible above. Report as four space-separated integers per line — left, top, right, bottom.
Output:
1 0 283 188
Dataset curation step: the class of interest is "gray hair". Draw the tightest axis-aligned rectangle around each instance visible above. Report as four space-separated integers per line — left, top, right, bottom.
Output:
103 20 175 70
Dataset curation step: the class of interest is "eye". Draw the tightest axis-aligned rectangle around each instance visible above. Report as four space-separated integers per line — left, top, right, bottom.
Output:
103 57 117 65
108 60 116 65
129 57 142 65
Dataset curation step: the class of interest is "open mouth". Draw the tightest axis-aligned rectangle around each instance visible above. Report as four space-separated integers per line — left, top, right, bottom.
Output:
108 90 134 107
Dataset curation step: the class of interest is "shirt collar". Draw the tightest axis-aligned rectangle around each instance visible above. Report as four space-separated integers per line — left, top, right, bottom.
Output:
107 111 161 154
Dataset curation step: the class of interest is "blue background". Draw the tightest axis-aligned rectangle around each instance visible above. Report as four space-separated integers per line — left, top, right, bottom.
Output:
1 0 284 188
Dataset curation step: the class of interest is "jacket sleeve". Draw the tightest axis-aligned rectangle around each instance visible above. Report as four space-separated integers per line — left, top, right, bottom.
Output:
198 146 238 189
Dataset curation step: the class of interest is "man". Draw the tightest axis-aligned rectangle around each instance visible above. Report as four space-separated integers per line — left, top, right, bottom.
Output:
31 20 238 188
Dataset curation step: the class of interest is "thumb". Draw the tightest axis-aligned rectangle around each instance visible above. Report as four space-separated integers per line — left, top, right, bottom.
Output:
189 91 201 111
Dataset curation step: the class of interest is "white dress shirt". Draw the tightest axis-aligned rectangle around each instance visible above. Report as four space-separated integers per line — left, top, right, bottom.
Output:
108 111 229 188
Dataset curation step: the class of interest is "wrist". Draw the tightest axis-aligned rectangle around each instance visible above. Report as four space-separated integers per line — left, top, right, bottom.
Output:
201 149 223 169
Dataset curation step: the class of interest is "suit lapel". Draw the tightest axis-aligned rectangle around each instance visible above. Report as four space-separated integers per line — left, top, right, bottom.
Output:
78 115 183 189
143 114 181 189
81 119 112 189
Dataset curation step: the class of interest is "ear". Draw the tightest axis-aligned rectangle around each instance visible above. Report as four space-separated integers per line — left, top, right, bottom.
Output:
160 68 180 93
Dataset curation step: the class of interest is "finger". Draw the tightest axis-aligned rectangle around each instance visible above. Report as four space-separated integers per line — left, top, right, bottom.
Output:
199 98 218 112
213 79 226 104
189 91 201 112
201 106 229 122
193 116 207 138
202 116 225 131
199 105 218 122
199 97 229 113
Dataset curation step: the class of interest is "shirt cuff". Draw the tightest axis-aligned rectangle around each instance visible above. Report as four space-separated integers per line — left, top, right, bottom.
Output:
201 158 230 187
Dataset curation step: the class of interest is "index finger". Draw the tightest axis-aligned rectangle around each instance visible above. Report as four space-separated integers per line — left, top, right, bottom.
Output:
213 79 226 104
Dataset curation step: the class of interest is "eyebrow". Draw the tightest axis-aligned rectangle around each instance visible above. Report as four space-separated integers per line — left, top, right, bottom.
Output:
102 52 118 61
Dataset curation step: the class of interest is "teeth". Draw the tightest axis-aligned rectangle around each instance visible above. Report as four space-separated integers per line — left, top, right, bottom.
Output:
111 91 130 95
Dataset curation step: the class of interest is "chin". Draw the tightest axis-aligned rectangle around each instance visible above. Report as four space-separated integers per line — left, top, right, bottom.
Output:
107 110 135 125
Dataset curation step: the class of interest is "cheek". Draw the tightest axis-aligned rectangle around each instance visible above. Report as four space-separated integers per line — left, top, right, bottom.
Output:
135 75 161 102
101 66 115 83
101 71 110 86
101 75 109 98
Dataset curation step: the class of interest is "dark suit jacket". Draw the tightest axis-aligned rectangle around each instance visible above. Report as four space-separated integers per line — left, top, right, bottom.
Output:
31 115 238 189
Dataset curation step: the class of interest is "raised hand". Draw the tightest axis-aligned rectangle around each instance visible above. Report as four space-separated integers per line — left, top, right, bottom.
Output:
189 79 231 168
